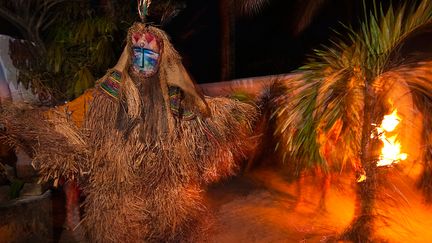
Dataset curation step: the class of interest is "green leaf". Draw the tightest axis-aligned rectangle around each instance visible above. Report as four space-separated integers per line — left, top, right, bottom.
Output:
72 67 95 98
9 179 24 199
272 0 432 173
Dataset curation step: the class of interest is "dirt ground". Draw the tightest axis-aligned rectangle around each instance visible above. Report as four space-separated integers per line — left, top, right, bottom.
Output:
53 161 432 243
207 164 432 243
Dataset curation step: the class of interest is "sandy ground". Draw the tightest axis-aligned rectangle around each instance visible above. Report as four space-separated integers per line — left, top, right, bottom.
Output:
208 168 355 242
55 163 432 243
207 164 432 243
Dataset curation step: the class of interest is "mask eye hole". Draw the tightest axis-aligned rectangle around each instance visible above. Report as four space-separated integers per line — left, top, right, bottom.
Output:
131 31 161 76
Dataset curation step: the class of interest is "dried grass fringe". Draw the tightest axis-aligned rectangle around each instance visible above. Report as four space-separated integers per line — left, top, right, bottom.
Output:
81 90 257 242
0 23 258 241
0 102 88 183
0 91 258 242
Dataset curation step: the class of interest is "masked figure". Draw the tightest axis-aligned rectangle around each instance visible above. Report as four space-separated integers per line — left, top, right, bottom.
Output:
0 22 257 242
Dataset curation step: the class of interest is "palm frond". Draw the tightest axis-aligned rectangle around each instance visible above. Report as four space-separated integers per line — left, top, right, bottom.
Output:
317 69 365 171
356 0 432 76
292 0 327 35
377 61 432 201
272 74 324 174
236 0 269 16
271 1 432 240
272 0 432 173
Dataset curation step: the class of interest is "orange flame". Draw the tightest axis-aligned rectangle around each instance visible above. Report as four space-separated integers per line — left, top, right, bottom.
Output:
375 109 408 167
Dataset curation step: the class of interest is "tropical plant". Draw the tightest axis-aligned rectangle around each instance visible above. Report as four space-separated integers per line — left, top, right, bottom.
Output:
271 0 432 241
0 0 65 55
43 1 123 99
0 0 135 101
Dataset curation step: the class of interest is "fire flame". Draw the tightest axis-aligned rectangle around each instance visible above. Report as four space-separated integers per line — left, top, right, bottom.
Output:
375 109 408 167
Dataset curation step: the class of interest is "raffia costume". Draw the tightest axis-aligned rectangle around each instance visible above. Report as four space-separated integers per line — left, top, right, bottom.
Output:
0 23 257 242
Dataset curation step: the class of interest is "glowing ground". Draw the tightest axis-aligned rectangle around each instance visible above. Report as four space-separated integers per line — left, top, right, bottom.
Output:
208 165 432 242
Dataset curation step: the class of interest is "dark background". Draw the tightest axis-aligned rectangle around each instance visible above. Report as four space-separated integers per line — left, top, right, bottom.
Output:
0 0 403 83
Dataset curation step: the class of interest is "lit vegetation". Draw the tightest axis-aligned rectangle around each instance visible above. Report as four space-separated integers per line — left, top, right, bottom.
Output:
272 0 432 241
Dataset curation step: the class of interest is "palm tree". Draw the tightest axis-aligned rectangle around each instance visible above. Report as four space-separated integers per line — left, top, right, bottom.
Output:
271 0 432 241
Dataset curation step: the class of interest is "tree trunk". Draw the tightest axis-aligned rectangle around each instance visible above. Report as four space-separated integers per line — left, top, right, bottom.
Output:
342 85 378 242
220 0 235 81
